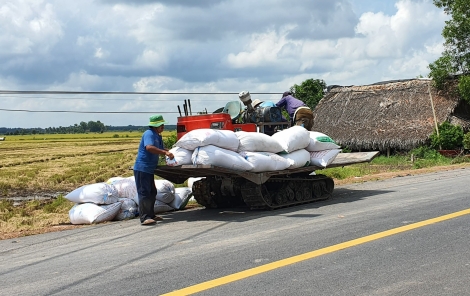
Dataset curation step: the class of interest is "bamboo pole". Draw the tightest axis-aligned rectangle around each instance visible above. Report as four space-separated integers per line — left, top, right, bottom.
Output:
428 83 441 149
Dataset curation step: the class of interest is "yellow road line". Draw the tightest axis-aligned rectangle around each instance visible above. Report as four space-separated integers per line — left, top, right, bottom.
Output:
162 208 470 296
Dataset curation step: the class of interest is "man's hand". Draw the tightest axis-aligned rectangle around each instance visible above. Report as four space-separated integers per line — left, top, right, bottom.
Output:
165 151 174 160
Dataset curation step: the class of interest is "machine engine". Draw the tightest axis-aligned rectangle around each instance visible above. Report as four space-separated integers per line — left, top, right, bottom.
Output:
238 90 283 124
241 105 283 124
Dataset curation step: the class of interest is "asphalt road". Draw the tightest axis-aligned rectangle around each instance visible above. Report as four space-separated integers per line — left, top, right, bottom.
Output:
1 168 470 296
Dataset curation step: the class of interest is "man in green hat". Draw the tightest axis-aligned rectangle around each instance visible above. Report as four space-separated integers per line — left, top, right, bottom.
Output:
133 114 174 225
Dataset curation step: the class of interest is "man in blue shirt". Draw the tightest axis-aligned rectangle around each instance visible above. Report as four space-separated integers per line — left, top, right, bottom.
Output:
275 91 314 131
134 114 174 225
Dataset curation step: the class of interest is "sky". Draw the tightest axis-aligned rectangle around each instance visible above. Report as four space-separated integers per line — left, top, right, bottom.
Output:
0 0 448 128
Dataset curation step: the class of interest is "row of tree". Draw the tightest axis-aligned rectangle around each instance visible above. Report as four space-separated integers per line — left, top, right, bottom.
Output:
1 120 107 135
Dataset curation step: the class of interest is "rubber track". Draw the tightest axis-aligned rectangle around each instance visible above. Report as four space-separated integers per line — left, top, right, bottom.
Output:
241 175 334 210
192 179 218 208
193 175 334 210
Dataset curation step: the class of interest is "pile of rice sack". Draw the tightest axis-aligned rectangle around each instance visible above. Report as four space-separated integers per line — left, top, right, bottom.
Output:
66 177 193 225
167 126 342 171
66 127 340 225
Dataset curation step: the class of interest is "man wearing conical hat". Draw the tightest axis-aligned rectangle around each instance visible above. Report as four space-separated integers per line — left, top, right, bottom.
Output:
133 114 174 225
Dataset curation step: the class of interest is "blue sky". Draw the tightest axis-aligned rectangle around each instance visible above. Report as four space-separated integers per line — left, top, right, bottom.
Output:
0 0 447 128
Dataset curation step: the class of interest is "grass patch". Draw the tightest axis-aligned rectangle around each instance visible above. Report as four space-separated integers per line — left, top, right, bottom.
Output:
0 197 76 239
43 195 73 213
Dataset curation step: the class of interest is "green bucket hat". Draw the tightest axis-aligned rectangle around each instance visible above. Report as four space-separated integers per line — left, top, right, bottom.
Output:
148 114 167 127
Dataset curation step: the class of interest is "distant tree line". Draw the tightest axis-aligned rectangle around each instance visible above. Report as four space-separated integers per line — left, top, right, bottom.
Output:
0 121 177 135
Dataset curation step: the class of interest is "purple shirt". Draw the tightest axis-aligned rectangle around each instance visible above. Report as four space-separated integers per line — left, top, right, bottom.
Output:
275 95 306 118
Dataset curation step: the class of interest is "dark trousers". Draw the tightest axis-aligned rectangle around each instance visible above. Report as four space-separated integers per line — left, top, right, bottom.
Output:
134 170 157 223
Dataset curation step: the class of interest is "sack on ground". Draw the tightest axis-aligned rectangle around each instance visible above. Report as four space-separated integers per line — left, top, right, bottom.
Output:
69 202 121 225
175 129 239 151
65 183 119 205
279 149 311 169
154 200 174 214
271 126 310 153
239 151 291 172
114 198 138 221
309 149 342 168
192 145 254 171
155 179 175 203
106 177 124 184
169 187 193 210
166 146 193 166
306 131 340 151
235 131 284 153
109 177 137 200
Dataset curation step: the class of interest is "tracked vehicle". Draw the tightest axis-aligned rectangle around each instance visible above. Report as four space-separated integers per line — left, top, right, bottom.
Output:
155 93 379 210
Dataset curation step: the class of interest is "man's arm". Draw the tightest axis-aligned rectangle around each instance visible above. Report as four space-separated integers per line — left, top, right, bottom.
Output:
146 145 174 159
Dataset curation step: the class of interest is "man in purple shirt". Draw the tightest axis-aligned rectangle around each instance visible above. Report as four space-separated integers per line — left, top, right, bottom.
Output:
134 114 174 225
276 91 314 130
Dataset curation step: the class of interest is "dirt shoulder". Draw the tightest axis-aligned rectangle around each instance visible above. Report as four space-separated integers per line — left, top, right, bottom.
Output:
2 163 470 240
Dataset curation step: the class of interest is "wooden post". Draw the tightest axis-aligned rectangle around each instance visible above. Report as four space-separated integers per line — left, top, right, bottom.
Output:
428 83 440 149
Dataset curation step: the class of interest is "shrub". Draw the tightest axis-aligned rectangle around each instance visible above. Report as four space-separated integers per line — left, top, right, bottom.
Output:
429 121 463 150
113 134 119 138
164 132 177 149
463 132 470 149
410 146 440 159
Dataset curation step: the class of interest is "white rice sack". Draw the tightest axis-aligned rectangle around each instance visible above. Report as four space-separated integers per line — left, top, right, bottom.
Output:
240 151 291 172
192 145 254 171
65 183 120 205
306 131 341 151
114 198 138 221
169 187 193 210
154 200 174 214
309 149 342 168
110 177 138 200
166 146 193 166
235 131 284 153
271 126 310 153
175 129 240 151
279 149 311 169
155 179 176 203
187 177 205 189
106 176 124 184
69 202 121 225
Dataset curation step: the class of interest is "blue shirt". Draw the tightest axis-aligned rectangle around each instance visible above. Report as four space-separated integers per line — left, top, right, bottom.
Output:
259 101 276 108
133 128 164 174
276 95 306 118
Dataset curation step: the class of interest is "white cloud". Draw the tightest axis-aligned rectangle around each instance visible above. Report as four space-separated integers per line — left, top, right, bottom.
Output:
134 48 168 69
54 71 104 91
0 0 449 128
226 30 293 68
133 76 174 92
0 1 63 55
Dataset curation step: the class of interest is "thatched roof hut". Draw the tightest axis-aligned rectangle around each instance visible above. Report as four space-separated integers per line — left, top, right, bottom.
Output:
312 78 470 152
